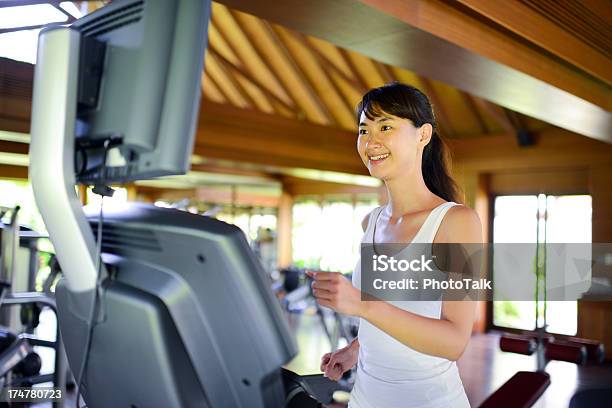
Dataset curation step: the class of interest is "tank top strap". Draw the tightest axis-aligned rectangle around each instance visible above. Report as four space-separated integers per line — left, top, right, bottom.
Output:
418 202 461 243
363 206 383 241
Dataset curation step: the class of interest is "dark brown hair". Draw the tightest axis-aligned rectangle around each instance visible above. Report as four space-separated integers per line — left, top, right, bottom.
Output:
356 82 461 203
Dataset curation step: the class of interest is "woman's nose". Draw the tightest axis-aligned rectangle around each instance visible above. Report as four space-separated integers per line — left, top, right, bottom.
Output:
366 133 383 148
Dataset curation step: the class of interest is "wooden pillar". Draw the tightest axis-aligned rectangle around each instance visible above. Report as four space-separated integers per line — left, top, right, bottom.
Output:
77 184 88 205
473 173 490 333
125 183 138 202
578 163 612 358
276 186 293 268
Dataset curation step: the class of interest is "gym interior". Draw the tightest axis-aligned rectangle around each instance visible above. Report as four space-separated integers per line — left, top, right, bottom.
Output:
0 1 611 407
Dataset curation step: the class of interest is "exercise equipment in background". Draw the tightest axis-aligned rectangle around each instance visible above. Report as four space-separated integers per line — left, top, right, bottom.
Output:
0 206 67 406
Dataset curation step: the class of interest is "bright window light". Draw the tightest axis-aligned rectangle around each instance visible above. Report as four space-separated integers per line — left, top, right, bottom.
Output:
0 28 41 63
0 4 68 29
59 2 83 19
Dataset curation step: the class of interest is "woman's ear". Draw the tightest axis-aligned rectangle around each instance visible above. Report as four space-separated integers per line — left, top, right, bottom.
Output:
418 123 433 147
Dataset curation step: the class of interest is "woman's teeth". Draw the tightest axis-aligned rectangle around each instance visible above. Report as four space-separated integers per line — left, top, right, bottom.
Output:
369 153 390 161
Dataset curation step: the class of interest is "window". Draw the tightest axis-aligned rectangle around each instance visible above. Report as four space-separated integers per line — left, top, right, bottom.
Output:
292 199 377 273
492 194 591 336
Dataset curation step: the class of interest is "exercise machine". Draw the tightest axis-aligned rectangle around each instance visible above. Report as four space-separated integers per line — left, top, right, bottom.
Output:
30 0 337 406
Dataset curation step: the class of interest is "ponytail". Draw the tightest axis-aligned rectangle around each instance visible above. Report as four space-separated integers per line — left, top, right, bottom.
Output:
422 131 460 203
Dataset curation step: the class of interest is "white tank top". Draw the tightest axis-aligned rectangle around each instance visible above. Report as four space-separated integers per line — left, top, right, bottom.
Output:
349 202 471 408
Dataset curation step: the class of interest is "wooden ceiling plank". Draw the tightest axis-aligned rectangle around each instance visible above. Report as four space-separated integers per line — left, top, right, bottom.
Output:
201 72 227 104
0 164 28 180
209 46 295 114
415 76 452 137
326 72 363 117
209 51 259 109
232 72 276 114
208 21 243 68
271 26 356 129
253 19 334 125
305 37 355 79
456 0 612 85
306 39 368 92
205 53 251 108
460 91 489 134
374 61 396 84
472 96 517 135
344 50 386 89
294 36 361 121
338 48 370 93
211 3 295 108
0 141 29 155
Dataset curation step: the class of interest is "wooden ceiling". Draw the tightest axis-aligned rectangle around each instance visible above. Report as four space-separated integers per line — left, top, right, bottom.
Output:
0 0 610 195
218 0 611 142
201 2 549 138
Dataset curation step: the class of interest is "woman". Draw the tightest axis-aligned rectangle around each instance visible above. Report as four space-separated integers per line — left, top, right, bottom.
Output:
308 83 481 408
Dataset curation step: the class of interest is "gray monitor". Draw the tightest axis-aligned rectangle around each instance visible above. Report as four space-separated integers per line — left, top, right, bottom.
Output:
71 0 208 183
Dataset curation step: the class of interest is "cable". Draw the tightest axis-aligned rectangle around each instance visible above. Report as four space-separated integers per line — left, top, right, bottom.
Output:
74 138 113 408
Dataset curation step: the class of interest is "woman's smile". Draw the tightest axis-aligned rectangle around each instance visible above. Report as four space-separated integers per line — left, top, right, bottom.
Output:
368 152 391 166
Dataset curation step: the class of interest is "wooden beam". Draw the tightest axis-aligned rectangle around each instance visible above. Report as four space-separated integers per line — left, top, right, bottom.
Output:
217 0 611 142
0 141 29 155
455 0 612 86
195 100 365 175
282 176 379 196
449 128 612 171
0 116 30 134
0 164 28 180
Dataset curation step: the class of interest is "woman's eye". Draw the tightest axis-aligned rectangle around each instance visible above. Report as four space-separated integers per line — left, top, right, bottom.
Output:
359 129 368 135
381 125 392 131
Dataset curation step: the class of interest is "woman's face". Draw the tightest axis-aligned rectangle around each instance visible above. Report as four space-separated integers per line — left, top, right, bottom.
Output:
357 110 430 181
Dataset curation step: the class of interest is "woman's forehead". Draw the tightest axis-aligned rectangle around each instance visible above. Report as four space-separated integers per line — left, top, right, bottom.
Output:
359 110 407 125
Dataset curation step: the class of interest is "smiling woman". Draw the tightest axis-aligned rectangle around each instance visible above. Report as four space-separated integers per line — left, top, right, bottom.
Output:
356 83 459 203
310 82 482 408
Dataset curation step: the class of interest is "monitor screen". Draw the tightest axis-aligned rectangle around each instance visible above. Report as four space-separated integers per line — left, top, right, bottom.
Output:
71 0 209 184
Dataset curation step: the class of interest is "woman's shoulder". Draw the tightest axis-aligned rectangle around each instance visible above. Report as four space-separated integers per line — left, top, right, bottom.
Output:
361 206 383 232
437 204 482 243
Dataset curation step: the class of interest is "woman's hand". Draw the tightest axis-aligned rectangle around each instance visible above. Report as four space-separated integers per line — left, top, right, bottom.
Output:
320 341 359 381
306 271 363 316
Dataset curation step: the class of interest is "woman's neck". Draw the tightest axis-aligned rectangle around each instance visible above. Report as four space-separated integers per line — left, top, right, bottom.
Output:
383 174 440 222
